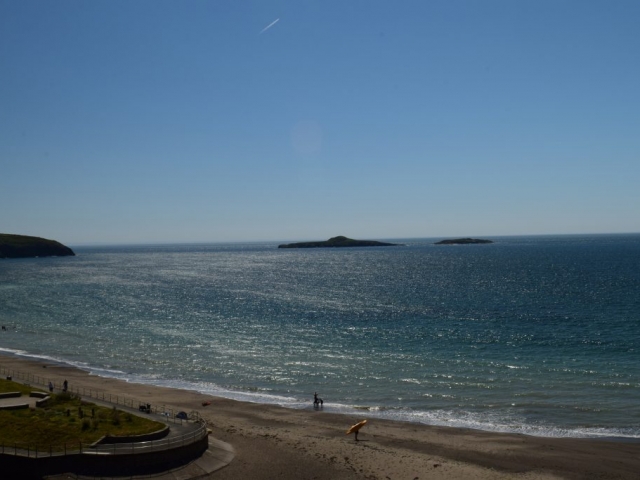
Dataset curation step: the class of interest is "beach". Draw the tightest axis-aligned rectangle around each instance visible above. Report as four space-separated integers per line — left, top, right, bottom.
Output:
1 355 639 480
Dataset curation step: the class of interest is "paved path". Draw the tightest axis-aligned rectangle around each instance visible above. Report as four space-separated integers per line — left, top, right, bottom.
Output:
0 395 40 408
45 437 235 480
0 387 53 409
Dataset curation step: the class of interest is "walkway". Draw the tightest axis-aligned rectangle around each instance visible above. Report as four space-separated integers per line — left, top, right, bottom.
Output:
44 438 234 480
0 395 40 408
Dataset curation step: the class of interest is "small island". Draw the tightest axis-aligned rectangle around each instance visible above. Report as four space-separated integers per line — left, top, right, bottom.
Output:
0 234 75 259
434 238 493 245
278 236 401 249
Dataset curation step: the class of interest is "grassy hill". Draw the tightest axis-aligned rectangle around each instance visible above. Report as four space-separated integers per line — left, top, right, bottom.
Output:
0 379 164 450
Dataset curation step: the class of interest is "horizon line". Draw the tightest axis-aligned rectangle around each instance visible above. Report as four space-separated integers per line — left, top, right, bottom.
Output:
65 231 640 248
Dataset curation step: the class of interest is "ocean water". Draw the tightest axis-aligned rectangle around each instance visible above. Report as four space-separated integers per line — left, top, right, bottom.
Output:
1 234 639 439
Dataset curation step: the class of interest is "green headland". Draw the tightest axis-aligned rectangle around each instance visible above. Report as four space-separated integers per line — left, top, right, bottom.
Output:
0 234 75 259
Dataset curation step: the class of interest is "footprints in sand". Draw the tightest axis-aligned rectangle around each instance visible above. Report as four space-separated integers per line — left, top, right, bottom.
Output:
259 433 283 443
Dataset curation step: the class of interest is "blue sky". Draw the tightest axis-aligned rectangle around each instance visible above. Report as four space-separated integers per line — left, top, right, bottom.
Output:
1 1 638 245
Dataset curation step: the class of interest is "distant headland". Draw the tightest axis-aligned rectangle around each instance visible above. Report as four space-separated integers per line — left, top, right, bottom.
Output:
0 234 75 259
434 238 493 245
278 236 401 249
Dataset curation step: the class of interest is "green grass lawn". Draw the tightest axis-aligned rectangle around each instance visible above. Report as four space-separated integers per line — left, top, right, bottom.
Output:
0 378 39 395
0 379 165 450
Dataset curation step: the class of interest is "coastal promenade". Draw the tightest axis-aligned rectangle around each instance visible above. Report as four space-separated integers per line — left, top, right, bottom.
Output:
0 365 234 479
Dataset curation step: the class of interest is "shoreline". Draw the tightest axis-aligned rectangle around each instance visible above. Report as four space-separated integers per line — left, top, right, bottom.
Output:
1 354 640 479
2 348 636 443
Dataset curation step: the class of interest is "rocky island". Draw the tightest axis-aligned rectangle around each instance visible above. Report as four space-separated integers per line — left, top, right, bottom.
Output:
0 234 75 259
434 238 493 245
278 236 401 249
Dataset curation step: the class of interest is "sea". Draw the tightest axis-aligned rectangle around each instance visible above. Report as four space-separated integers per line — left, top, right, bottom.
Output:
1 234 639 440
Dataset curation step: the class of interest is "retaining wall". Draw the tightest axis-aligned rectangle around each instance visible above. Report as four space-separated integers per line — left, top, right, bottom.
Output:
0 392 21 399
91 425 170 445
1 434 208 480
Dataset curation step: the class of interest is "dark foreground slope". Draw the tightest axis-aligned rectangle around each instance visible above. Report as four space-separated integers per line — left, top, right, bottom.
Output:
0 234 75 258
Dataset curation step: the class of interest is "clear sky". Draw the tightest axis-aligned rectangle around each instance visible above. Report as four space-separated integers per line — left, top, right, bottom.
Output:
1 1 639 245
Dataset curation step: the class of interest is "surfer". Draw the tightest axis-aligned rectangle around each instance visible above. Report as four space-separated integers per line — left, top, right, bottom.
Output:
346 419 367 441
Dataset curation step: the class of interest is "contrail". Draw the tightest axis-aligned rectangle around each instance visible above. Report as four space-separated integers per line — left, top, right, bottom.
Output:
260 18 280 34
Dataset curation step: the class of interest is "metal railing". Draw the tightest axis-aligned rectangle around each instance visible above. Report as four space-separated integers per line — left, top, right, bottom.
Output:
0 366 189 423
0 421 208 458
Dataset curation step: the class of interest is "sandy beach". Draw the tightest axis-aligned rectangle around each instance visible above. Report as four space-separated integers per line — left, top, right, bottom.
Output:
1 354 638 480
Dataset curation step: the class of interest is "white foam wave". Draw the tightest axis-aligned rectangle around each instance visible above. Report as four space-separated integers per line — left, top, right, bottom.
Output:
0 348 93 371
2 346 638 440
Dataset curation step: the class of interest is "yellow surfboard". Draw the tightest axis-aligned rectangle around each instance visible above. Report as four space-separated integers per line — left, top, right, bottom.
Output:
346 419 367 435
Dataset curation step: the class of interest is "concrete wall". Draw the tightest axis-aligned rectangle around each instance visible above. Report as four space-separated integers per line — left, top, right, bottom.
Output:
0 403 29 411
29 392 49 399
92 425 170 445
0 435 209 480
0 392 21 399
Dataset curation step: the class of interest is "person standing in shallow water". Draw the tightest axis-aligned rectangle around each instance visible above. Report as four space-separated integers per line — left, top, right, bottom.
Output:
313 392 323 407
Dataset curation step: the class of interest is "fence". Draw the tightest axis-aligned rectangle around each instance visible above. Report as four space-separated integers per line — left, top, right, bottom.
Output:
0 421 208 458
0 366 191 424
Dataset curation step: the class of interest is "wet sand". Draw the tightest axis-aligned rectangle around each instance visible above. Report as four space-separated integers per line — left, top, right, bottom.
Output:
1 354 639 479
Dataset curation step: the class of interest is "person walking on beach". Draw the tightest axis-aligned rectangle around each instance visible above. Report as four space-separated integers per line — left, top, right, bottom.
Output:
346 420 367 441
63 379 68 392
48 381 54 392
